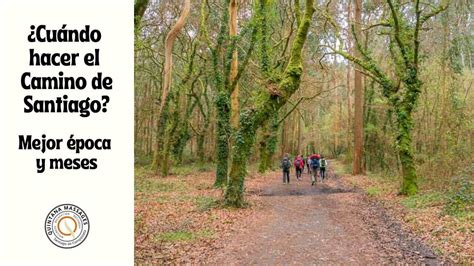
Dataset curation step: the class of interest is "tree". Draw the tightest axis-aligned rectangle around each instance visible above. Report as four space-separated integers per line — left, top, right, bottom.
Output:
225 0 316 207
212 0 258 187
229 0 240 128
134 0 150 27
346 0 352 153
151 0 191 175
335 0 448 195
352 0 364 175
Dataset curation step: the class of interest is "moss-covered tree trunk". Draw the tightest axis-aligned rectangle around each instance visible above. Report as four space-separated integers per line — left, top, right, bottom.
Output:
257 0 277 174
258 115 278 173
151 99 170 173
172 97 196 163
395 107 418 195
258 122 270 173
194 85 211 164
197 133 206 163
213 0 258 187
214 91 231 186
196 100 211 164
171 45 199 164
212 0 231 187
159 93 182 176
225 0 315 207
161 122 172 176
396 76 422 195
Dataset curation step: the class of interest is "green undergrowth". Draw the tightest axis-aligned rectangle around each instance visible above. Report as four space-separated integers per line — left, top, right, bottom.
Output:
135 165 221 212
366 186 382 197
135 176 187 194
194 196 219 212
401 192 445 209
136 181 220 212
336 160 473 218
172 162 215 176
331 160 351 177
135 163 215 194
135 162 215 178
154 229 215 243
443 173 474 217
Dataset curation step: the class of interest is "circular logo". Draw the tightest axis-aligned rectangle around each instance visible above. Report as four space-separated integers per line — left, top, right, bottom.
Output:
45 204 89 248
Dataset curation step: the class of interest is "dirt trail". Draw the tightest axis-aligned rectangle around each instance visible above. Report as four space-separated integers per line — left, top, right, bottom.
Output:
209 164 445 265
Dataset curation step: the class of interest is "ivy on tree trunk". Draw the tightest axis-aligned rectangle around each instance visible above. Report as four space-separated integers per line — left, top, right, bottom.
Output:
258 114 278 173
334 0 447 195
225 0 315 207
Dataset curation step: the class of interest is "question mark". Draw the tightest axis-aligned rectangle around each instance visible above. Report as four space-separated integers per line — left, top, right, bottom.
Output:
101 96 110 112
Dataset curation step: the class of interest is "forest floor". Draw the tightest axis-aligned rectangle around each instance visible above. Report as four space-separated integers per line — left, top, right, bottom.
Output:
135 162 471 265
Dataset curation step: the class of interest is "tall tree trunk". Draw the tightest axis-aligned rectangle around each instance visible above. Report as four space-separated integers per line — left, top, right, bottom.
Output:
352 0 364 175
439 10 450 153
333 55 340 153
158 0 191 119
171 45 199 164
258 121 271 173
151 99 170 173
395 101 418 195
257 0 277 173
297 110 302 154
229 0 240 128
346 0 352 154
213 0 231 187
364 80 375 171
225 0 315 207
172 98 196 163
214 91 231 186
151 0 191 174
196 101 211 164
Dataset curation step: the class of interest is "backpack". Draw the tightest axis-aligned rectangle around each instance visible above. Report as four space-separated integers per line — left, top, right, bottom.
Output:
282 158 291 170
311 157 320 168
320 159 327 168
295 159 302 169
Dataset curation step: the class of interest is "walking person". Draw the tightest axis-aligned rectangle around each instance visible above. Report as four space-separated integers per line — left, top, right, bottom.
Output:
307 156 312 174
294 155 304 181
320 155 327 181
281 153 291 184
310 154 320 186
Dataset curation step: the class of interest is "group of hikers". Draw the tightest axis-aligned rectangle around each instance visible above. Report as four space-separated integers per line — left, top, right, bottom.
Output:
281 153 328 186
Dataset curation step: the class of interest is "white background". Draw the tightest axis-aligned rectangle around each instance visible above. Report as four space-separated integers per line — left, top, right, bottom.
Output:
0 0 134 265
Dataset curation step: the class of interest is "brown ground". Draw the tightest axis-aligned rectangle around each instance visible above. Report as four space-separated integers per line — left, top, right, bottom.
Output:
209 168 444 265
135 163 449 265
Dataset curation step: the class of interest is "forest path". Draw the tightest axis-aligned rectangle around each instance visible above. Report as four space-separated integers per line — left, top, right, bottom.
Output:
209 163 444 265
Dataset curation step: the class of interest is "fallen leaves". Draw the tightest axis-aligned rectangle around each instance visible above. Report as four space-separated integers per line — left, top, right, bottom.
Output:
335 160 474 264
135 163 470 264
135 168 264 264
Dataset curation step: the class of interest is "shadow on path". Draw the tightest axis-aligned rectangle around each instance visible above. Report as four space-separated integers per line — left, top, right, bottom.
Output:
209 164 445 265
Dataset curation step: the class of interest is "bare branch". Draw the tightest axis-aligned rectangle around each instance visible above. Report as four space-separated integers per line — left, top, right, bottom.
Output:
362 22 391 31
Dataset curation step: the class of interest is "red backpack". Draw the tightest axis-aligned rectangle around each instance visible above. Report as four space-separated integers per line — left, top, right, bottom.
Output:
294 158 303 168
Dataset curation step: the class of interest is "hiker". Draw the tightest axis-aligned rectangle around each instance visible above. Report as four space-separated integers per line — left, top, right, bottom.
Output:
320 155 328 181
307 156 312 174
281 153 291 184
294 155 304 181
309 153 320 186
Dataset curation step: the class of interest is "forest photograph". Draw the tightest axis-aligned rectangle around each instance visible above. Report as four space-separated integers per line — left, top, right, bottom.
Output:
134 0 473 264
